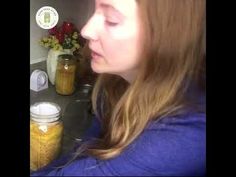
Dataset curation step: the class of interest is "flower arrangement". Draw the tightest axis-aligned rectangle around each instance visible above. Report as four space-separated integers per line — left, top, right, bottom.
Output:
39 21 80 53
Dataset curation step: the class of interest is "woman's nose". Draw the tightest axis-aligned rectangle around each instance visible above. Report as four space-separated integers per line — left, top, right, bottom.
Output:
81 16 99 41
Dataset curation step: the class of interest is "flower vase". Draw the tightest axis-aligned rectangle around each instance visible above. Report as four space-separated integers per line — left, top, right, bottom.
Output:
46 49 72 85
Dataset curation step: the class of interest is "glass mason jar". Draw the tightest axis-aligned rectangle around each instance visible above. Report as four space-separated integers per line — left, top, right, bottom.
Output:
55 54 77 95
46 49 72 85
30 102 63 171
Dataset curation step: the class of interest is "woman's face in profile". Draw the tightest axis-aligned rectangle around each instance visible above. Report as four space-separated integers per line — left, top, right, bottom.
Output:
81 0 143 81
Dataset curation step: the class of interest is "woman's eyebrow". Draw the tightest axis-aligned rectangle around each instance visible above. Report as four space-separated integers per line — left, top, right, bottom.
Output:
100 3 125 18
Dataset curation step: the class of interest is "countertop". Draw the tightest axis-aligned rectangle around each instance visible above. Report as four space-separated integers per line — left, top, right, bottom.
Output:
30 61 95 155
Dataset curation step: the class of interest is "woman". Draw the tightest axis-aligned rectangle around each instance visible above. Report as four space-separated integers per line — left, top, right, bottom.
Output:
31 0 206 176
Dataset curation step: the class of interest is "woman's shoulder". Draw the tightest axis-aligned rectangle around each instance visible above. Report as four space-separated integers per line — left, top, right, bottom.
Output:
124 111 206 176
144 111 206 156
147 111 206 131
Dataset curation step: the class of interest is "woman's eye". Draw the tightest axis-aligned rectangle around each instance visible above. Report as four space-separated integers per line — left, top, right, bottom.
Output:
105 20 119 27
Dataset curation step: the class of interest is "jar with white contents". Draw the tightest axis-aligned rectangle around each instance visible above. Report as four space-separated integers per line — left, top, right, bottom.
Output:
30 102 63 171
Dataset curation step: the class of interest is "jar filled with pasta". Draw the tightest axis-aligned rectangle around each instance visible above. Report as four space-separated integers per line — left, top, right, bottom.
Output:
55 54 77 95
30 102 63 171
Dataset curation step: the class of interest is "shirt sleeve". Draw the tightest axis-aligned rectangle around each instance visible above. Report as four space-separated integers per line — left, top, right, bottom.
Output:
31 113 205 176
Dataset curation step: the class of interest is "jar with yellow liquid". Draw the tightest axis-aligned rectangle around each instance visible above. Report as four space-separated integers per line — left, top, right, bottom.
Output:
55 54 77 95
30 102 63 171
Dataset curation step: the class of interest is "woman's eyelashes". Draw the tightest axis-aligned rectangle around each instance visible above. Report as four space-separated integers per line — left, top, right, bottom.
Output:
105 20 119 26
104 14 121 27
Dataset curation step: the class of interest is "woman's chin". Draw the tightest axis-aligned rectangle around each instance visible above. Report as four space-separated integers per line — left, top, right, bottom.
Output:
91 62 105 74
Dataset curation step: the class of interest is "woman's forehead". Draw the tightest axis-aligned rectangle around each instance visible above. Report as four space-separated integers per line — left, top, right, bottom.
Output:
95 0 138 16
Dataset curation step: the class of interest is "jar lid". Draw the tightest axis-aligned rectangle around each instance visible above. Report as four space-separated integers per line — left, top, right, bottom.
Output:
30 102 61 123
58 54 76 65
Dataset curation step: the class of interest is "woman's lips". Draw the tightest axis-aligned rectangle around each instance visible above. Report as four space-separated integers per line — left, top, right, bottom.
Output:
91 51 102 60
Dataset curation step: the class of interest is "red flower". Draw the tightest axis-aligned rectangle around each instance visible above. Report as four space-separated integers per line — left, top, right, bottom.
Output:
56 31 65 44
62 21 74 34
48 26 58 35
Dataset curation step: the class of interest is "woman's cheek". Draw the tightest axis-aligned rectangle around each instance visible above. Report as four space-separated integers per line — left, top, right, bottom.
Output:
106 25 134 40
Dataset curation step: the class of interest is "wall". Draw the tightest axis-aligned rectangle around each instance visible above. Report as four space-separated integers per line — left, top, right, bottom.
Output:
30 0 94 64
